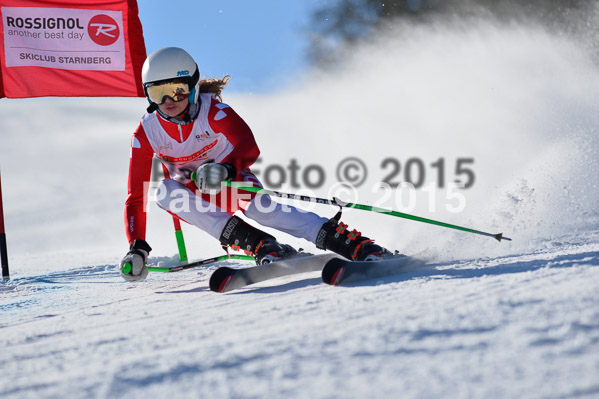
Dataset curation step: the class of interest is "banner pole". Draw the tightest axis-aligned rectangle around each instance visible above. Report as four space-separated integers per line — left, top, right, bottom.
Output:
0 169 10 281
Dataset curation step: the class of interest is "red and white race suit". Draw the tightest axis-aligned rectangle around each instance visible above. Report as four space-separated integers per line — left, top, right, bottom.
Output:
124 93 327 246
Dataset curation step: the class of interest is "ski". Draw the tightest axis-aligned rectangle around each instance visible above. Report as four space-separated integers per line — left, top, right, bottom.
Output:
209 253 339 293
322 255 425 286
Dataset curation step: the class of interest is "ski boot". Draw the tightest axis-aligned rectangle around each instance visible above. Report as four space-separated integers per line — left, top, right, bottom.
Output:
254 239 298 265
315 211 391 261
219 216 298 265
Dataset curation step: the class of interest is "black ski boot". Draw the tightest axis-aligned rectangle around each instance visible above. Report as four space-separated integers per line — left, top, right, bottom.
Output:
219 216 297 265
254 239 298 265
315 211 390 261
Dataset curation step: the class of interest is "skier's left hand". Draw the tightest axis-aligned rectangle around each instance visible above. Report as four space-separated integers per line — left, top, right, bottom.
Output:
194 162 236 193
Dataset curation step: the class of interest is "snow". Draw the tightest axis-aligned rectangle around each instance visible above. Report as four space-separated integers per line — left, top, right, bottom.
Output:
2 235 599 398
1 14 599 399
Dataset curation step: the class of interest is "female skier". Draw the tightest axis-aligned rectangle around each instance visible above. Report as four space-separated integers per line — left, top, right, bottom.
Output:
120 47 389 282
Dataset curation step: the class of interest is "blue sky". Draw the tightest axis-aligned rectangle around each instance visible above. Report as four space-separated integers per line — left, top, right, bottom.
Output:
137 1 327 93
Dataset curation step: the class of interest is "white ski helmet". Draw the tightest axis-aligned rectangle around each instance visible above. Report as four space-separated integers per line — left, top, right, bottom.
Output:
141 47 200 104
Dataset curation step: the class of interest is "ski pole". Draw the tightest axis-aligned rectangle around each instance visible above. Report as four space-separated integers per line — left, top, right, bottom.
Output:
122 254 254 275
226 182 512 242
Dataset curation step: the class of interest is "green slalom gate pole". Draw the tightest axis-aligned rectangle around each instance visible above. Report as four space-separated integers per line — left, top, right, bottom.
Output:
122 254 254 275
162 163 188 263
226 181 512 242
172 218 188 263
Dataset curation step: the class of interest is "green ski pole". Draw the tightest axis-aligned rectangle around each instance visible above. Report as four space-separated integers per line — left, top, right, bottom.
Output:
226 181 511 242
122 254 254 275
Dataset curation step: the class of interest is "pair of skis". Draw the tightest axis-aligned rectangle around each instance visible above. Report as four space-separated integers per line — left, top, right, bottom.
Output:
141 252 420 293
210 253 337 293
211 253 422 292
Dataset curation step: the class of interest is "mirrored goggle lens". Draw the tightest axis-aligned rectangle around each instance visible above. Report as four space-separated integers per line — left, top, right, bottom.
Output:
145 81 190 104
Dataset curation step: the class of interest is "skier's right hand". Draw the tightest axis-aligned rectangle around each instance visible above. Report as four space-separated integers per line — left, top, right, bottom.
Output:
120 239 152 282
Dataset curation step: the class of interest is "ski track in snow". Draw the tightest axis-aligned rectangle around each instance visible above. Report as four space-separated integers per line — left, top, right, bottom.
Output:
1 232 598 399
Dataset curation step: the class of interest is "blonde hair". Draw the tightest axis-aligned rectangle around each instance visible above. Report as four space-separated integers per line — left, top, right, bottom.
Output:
199 75 231 101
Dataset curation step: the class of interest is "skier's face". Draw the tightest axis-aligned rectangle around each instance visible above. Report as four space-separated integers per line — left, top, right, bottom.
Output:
158 96 189 117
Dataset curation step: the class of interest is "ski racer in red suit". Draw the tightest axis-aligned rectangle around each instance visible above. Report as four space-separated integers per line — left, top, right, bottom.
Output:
120 47 390 282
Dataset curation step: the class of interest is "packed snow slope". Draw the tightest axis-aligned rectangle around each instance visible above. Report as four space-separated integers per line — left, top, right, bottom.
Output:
1 13 599 399
1 234 598 399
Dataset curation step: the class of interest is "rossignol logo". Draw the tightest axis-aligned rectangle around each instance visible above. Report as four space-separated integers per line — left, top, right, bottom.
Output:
87 14 120 46
5 16 84 30
4 13 121 45
2 7 125 71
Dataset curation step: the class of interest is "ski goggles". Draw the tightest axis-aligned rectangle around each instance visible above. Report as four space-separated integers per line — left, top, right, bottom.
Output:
144 80 190 104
